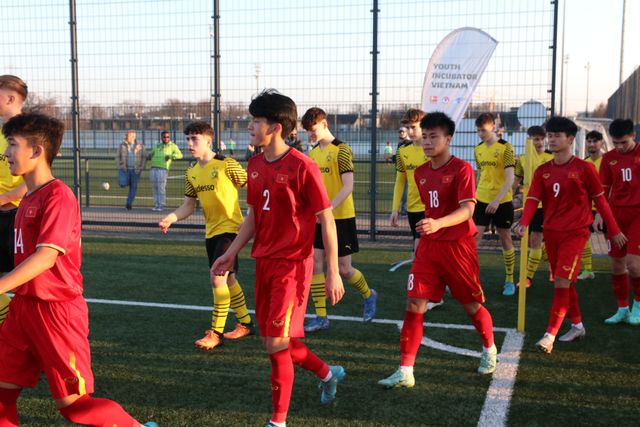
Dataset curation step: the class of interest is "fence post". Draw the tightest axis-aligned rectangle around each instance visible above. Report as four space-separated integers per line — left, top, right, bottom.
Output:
68 0 82 207
84 158 90 208
369 0 379 242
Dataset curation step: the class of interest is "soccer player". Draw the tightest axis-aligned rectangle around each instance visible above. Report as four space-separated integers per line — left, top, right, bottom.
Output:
378 112 497 389
212 90 346 427
0 75 28 324
302 107 377 332
577 130 605 280
517 117 626 353
598 119 640 325
0 113 156 427
159 121 253 350
390 109 428 252
474 113 517 296
513 125 553 288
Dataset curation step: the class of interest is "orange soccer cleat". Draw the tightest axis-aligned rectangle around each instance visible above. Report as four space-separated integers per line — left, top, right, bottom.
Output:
223 322 254 340
195 329 223 350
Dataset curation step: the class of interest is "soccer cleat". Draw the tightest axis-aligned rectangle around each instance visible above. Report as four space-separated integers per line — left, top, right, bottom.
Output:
143 423 158 427
549 271 555 282
577 270 595 280
319 365 346 405
604 308 630 325
535 334 554 354
516 278 532 289
558 326 586 342
629 301 640 326
195 329 223 350
426 299 444 311
263 423 278 427
478 346 497 375
378 368 415 389
223 322 254 339
304 315 330 332
363 289 378 322
502 282 515 296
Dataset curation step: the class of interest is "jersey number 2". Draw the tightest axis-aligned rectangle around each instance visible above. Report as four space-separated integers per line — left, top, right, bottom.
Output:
262 189 271 211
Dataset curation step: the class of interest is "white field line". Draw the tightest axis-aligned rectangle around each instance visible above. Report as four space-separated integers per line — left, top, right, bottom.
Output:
84 297 521 427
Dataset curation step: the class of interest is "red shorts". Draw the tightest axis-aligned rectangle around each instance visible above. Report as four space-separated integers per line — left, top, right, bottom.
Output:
608 207 640 258
0 295 94 399
255 257 312 338
409 236 485 305
544 228 590 281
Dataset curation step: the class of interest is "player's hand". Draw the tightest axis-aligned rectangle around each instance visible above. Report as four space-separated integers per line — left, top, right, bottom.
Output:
416 218 441 235
485 201 499 214
515 224 526 238
610 232 628 249
211 253 233 276
325 271 345 305
593 213 604 231
159 216 174 233
390 211 399 227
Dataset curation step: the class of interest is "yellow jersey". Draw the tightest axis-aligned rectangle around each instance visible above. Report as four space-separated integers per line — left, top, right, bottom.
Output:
393 143 428 213
308 139 355 219
585 155 603 210
474 139 515 204
515 150 553 208
0 132 24 207
184 155 246 238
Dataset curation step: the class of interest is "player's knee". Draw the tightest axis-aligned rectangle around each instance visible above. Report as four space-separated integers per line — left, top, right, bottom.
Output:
611 257 627 275
338 264 354 279
406 298 426 313
627 260 640 277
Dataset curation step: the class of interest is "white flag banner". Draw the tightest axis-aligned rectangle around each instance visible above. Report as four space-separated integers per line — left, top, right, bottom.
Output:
421 27 498 123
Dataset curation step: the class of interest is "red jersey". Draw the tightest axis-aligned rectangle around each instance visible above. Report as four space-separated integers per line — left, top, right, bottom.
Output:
527 157 604 231
600 143 640 208
414 156 477 240
13 179 83 301
247 149 331 260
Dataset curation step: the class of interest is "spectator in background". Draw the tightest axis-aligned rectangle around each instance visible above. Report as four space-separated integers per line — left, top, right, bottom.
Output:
228 137 236 156
396 126 411 214
384 141 393 163
148 130 183 212
287 129 304 152
117 130 146 210
245 143 261 161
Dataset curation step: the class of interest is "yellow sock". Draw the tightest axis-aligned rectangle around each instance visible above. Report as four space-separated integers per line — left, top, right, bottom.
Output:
310 273 327 317
541 242 548 262
503 248 516 283
527 248 542 280
347 269 372 299
0 293 10 324
228 281 251 325
211 285 231 334
582 240 593 271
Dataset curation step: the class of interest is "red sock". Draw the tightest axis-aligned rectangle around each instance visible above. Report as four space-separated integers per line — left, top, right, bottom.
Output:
58 394 139 427
612 273 630 307
567 284 582 325
469 305 494 348
400 311 424 366
547 287 570 336
631 277 640 302
289 338 329 379
0 388 20 427
268 349 294 424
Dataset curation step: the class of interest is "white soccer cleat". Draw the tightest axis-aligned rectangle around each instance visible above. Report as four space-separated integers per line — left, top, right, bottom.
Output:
558 326 586 342
536 334 554 354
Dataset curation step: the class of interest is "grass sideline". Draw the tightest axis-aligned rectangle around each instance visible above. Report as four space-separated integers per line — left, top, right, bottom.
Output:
13 236 640 426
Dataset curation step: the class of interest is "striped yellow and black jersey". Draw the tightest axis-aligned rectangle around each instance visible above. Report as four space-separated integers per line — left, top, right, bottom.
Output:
0 132 24 207
515 150 553 207
585 155 603 210
309 139 355 219
474 139 515 204
184 154 246 238
393 143 428 213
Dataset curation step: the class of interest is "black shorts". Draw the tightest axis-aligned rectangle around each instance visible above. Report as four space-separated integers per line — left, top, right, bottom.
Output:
0 209 17 272
589 210 606 234
205 233 238 273
314 217 359 257
407 211 425 239
473 201 514 229
529 208 544 233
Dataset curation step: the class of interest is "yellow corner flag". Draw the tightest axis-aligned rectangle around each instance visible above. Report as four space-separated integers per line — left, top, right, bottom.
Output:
517 138 541 332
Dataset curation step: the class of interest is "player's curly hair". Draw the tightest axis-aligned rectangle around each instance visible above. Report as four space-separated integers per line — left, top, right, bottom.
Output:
401 108 425 125
420 112 455 136
301 107 327 131
249 89 297 138
2 113 64 165
585 130 603 141
184 121 213 139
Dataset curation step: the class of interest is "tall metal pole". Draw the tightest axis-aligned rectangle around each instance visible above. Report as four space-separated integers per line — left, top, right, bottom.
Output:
69 0 81 204
559 0 566 116
369 0 379 242
209 22 214 128
550 0 559 116
585 62 590 117
212 0 221 151
619 0 627 85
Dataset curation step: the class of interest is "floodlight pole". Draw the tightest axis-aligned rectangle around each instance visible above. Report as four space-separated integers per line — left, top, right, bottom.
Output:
558 0 566 116
619 0 627 85
585 62 591 117
550 0 558 116
68 0 82 205
212 0 221 151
